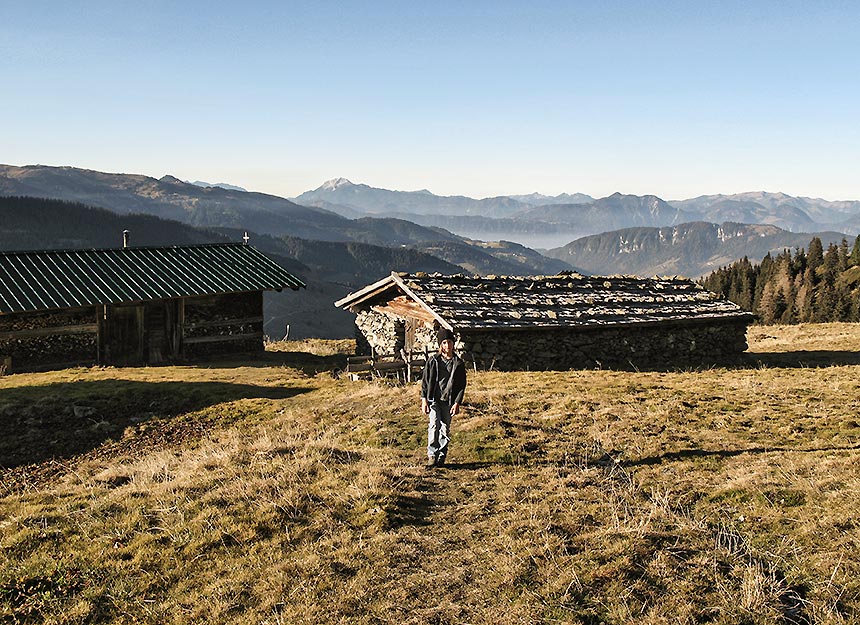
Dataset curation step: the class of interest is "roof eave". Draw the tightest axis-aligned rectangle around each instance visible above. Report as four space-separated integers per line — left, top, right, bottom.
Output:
389 273 453 331
334 273 399 309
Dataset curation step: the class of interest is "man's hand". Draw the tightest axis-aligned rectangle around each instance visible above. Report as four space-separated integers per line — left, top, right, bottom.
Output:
421 398 430 414
450 403 460 416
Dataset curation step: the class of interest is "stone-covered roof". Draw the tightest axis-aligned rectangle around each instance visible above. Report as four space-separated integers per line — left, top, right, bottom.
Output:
335 271 752 331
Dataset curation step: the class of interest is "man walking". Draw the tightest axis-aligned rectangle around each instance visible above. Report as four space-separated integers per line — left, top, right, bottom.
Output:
421 328 467 468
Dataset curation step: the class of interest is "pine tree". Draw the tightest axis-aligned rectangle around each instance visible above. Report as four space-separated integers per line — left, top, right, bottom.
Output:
833 284 851 321
824 243 841 284
807 237 824 277
796 273 811 321
850 235 860 267
813 282 836 322
839 238 850 271
792 247 807 275
752 252 774 313
758 283 779 324
849 289 860 322
700 236 860 324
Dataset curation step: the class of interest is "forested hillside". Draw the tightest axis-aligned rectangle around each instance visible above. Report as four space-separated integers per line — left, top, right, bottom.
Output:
0 196 228 249
701 236 860 324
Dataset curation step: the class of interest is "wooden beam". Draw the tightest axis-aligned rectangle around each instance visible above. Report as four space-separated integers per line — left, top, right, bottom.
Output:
183 316 264 329
389 273 452 330
372 295 437 323
0 324 99 340
334 274 399 308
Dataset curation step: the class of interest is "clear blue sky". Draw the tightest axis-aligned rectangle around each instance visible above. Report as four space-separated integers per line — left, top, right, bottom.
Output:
3 1 859 200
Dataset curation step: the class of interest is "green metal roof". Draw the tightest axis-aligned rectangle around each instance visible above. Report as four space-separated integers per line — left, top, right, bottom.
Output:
0 243 306 314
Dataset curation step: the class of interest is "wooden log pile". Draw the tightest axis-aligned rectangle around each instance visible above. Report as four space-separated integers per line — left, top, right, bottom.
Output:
0 308 95 332
0 307 99 370
181 292 265 358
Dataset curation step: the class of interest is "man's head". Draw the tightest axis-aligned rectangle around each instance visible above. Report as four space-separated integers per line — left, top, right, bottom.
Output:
437 328 455 358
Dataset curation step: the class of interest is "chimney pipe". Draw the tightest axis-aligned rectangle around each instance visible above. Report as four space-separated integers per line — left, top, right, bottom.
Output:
122 230 129 248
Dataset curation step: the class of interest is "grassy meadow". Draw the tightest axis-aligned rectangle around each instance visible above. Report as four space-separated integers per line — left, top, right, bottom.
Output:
2 324 860 624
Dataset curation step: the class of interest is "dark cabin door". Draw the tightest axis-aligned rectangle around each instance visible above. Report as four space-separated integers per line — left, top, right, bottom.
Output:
105 305 144 365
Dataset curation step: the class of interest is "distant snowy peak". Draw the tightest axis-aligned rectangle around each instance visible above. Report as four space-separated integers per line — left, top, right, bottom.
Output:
508 191 594 206
319 177 354 191
188 180 248 192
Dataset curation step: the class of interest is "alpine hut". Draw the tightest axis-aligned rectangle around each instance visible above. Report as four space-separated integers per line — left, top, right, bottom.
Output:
0 243 305 373
334 272 752 370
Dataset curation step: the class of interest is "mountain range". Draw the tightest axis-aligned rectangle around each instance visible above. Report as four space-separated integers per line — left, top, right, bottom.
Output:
295 178 860 249
544 222 848 278
0 196 466 339
187 180 248 192
3 163 859 337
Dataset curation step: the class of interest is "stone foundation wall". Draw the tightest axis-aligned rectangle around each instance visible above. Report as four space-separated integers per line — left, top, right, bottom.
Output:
353 307 749 369
461 320 750 370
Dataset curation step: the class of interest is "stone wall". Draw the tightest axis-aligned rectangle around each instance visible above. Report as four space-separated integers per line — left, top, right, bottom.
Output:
413 323 439 354
354 309 450 356
354 309 405 356
460 320 750 370
352 308 750 369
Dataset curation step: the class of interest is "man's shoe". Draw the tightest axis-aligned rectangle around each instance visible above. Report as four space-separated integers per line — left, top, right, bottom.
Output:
436 457 446 467
425 459 436 470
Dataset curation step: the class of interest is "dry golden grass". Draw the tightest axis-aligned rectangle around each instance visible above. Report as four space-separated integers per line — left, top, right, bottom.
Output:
2 325 860 623
265 338 356 357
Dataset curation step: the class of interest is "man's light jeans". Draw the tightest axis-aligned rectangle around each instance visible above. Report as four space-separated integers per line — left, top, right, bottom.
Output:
427 400 451 463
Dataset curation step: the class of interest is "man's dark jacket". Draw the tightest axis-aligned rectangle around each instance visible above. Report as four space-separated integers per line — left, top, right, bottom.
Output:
421 353 467 405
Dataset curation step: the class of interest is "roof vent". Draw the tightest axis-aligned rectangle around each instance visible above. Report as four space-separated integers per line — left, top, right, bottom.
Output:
122 230 130 249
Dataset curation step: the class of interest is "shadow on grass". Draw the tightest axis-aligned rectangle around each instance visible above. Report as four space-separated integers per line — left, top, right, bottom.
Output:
595 349 860 373
0 379 311 468
386 493 434 528
434 461 501 471
203 350 349 376
622 442 860 468
741 350 860 368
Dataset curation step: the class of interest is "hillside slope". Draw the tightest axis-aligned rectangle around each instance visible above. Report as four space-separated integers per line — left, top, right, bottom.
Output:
0 164 350 240
0 197 460 339
546 222 848 278
1 324 859 623
0 165 462 246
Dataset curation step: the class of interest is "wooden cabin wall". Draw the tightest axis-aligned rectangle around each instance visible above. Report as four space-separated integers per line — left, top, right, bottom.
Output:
0 291 268 372
0 306 98 372
143 300 184 364
181 291 264 358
